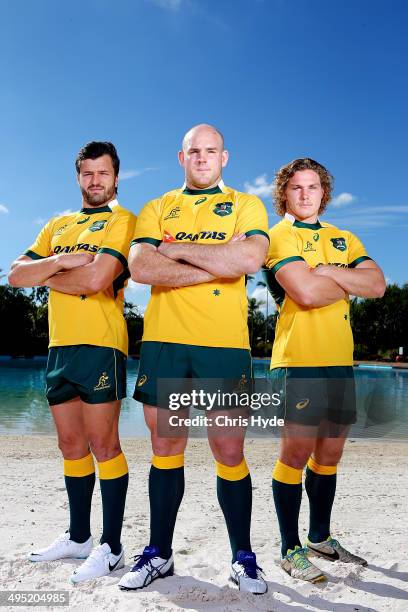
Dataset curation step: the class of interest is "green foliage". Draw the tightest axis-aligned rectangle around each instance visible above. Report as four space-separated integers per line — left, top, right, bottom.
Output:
0 285 38 356
0 282 407 361
124 301 144 356
350 283 408 359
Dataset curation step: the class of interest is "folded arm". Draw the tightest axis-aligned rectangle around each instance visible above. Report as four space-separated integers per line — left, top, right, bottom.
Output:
275 260 347 308
129 243 216 287
311 259 386 298
8 253 94 288
157 234 269 278
45 253 124 295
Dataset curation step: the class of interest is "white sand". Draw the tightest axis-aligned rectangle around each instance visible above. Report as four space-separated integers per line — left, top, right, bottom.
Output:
0 436 407 612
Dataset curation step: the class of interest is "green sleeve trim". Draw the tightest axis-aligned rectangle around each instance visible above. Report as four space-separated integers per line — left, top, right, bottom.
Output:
349 255 372 268
245 229 270 241
24 250 45 260
271 255 305 275
97 247 127 269
131 237 162 247
261 267 285 307
113 268 131 298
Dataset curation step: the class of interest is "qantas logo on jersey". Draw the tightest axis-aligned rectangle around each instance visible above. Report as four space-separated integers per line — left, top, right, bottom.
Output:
315 262 348 268
175 231 227 241
53 243 99 254
163 231 176 242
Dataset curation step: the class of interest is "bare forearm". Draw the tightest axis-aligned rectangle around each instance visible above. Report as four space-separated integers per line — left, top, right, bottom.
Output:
8 256 62 287
315 266 385 298
130 250 215 287
45 263 104 295
160 240 266 277
46 271 94 295
304 276 347 307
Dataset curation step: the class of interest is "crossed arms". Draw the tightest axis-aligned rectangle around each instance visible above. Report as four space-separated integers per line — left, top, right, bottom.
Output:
9 233 269 293
129 234 269 287
275 259 386 308
8 235 385 305
8 252 123 294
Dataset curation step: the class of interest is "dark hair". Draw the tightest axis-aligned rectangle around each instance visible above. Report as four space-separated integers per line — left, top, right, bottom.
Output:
273 158 334 217
75 141 120 176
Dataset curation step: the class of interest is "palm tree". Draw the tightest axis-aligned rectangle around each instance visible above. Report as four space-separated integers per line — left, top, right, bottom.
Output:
256 280 269 345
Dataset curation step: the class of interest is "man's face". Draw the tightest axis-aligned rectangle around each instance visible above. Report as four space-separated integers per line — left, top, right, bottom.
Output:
284 170 324 223
178 127 228 189
77 154 118 207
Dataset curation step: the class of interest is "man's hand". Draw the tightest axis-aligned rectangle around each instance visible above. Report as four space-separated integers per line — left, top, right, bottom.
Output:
273 260 347 308
45 253 123 295
57 253 94 269
130 242 216 287
311 260 385 298
157 233 267 277
157 241 180 260
158 233 247 262
230 233 247 242
8 253 94 288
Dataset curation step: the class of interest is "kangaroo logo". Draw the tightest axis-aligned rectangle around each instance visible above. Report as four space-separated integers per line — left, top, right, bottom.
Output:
94 372 110 391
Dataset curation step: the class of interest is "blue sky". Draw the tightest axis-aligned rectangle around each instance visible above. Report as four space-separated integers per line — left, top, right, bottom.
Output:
1 0 407 310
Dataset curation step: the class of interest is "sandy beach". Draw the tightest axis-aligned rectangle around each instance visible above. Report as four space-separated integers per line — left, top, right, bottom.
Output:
1 436 407 611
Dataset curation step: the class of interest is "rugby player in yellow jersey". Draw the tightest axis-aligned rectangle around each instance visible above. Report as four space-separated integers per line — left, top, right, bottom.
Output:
118 124 270 594
8 142 136 583
263 158 385 582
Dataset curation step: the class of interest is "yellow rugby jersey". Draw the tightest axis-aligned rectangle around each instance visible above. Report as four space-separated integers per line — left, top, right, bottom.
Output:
25 200 136 355
264 214 371 367
132 183 269 349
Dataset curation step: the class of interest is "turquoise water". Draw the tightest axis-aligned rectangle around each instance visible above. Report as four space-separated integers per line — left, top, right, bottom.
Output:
0 358 407 438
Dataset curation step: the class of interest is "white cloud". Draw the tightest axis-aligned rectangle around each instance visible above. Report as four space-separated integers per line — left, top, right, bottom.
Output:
335 205 408 215
127 279 147 292
125 282 150 313
328 203 408 230
34 217 47 225
120 167 156 181
250 284 276 313
244 175 273 199
0 204 9 214
149 0 183 10
331 192 356 208
54 209 75 217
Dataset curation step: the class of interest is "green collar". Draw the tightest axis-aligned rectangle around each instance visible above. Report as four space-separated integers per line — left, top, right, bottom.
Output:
293 219 322 230
80 205 112 214
182 185 223 195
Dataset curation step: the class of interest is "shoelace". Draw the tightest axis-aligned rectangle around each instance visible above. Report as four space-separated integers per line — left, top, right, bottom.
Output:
131 553 156 572
289 547 311 570
238 557 263 579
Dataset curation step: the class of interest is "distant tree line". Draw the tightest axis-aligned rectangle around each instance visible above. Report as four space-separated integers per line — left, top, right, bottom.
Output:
0 281 407 361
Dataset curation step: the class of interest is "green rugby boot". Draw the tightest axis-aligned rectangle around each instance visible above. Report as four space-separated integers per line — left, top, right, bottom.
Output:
306 537 368 566
281 546 326 583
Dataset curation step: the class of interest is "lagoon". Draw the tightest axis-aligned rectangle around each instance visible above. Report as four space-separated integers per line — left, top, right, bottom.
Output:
0 358 407 439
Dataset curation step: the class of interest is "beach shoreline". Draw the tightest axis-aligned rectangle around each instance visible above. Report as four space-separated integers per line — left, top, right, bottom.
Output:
1 436 407 611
